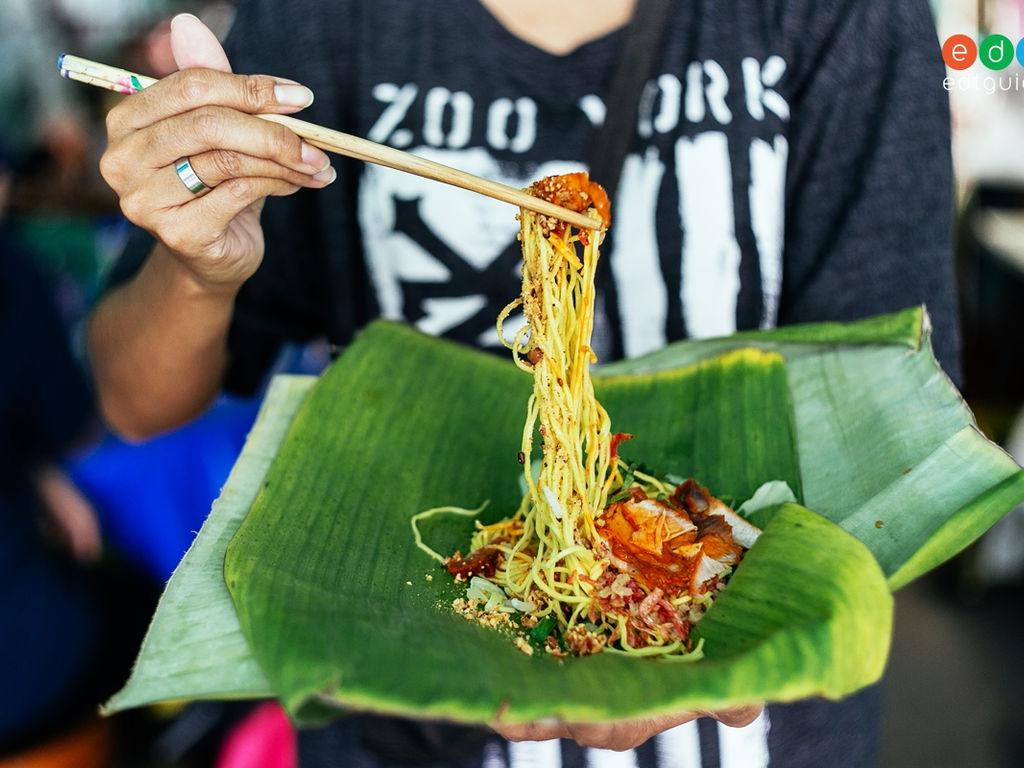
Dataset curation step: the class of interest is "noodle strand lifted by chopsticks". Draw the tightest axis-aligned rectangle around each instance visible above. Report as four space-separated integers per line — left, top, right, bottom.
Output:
488 200 613 624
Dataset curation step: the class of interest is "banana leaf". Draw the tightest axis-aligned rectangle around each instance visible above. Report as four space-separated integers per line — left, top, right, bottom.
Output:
600 307 1024 588
106 307 1024 724
103 376 309 711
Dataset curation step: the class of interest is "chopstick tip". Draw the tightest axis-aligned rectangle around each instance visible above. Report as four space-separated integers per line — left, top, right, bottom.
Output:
57 53 67 76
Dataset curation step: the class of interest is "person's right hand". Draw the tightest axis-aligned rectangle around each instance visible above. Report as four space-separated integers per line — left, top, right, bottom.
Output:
100 13 335 290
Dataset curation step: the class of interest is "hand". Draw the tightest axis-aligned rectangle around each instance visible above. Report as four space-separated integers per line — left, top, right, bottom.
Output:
99 13 335 290
34 465 102 564
494 704 763 752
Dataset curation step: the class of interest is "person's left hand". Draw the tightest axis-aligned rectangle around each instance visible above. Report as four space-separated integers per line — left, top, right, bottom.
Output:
494 704 763 751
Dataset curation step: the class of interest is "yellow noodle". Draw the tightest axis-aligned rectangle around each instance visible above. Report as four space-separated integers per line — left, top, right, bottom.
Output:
422 203 700 658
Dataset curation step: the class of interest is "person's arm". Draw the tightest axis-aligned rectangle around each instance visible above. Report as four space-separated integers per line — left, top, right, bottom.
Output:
88 14 334 440
778 0 960 379
89 244 237 438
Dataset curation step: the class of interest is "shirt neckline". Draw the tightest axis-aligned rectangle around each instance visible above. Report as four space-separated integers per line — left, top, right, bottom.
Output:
459 0 625 83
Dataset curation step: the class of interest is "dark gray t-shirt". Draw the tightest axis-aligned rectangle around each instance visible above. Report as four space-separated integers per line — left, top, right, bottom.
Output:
112 0 956 764
113 0 960 392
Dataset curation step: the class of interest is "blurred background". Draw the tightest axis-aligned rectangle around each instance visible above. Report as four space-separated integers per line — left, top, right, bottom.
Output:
0 0 1021 766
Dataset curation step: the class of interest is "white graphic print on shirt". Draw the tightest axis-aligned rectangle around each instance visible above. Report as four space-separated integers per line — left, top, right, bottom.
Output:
358 61 790 360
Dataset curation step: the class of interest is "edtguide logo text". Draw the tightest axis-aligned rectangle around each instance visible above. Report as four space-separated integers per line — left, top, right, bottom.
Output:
942 34 1024 70
941 33 1024 93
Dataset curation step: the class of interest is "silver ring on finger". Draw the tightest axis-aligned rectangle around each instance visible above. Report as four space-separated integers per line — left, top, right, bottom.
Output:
174 157 212 195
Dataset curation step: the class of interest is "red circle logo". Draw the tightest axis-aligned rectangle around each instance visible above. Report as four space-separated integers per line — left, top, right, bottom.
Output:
942 34 978 70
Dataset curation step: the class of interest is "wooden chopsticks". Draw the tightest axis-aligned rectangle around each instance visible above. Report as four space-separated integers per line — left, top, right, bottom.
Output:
57 54 600 230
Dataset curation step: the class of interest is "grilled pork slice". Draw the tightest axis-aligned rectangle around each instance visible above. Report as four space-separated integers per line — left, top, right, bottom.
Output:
599 482 762 597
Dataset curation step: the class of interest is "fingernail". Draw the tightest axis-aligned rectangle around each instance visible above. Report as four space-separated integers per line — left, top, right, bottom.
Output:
274 84 314 108
301 142 330 172
170 13 201 31
313 166 337 184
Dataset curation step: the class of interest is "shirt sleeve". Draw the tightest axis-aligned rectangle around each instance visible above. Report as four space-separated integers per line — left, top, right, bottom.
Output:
777 0 960 381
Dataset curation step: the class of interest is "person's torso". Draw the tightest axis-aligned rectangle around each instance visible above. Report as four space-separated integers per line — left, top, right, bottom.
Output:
294 0 795 361
236 3 884 765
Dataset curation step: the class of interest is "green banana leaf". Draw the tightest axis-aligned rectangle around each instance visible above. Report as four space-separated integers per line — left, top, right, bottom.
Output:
600 307 1024 588
223 331 889 723
106 307 1024 724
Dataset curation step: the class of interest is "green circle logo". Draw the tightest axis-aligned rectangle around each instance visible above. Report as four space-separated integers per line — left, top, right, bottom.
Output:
979 34 1014 70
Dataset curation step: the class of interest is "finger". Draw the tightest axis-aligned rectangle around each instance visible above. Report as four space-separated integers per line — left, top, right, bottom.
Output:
106 69 314 140
145 149 335 209
37 471 103 564
125 106 325 173
189 145 332 186
107 13 307 140
64 496 103 564
184 176 302 240
564 724 630 751
709 704 763 729
170 13 231 72
566 712 701 752
493 721 571 743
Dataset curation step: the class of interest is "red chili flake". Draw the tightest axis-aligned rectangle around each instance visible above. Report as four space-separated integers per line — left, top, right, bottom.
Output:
609 432 635 462
527 347 544 365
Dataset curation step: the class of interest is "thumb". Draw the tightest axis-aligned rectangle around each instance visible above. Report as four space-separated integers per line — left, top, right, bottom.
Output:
170 13 232 73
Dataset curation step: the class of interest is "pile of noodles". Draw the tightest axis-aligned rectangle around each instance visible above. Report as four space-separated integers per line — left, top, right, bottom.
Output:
413 180 701 658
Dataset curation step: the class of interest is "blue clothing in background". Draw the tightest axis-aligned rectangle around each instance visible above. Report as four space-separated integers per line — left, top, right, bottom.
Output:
70 397 259 582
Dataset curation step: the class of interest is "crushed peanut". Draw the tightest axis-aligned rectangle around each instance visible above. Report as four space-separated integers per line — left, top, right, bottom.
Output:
514 637 535 656
452 597 513 630
563 624 607 656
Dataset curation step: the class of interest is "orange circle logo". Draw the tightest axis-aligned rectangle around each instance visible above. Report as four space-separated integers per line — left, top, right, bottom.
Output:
942 34 978 70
